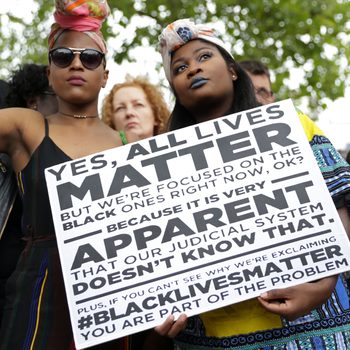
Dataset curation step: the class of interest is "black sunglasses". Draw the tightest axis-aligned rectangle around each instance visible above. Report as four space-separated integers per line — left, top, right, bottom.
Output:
49 47 105 70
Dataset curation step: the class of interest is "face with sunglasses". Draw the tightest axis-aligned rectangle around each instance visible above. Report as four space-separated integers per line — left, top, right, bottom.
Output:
47 30 109 103
49 47 105 70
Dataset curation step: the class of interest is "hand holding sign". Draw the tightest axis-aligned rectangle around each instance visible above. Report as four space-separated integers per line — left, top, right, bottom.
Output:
258 275 338 320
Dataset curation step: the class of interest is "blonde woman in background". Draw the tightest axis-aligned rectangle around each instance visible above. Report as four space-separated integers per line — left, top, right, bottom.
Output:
102 75 170 138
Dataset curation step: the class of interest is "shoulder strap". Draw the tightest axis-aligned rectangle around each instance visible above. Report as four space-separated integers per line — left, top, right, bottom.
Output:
44 117 49 137
29 119 47 237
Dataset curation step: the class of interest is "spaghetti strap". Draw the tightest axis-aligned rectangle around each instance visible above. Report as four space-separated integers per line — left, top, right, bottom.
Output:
44 118 49 137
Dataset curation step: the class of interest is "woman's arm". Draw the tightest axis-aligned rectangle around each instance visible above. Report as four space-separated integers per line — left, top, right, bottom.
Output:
258 205 349 320
0 108 43 170
0 108 24 153
257 275 337 320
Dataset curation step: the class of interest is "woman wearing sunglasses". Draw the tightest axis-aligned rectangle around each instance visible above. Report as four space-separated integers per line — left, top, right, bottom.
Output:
0 1 136 349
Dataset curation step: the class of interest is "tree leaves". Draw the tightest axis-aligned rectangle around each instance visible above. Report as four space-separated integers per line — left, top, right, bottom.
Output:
1 0 349 115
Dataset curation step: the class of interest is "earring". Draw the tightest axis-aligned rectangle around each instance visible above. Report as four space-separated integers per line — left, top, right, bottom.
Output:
232 74 237 81
30 104 38 111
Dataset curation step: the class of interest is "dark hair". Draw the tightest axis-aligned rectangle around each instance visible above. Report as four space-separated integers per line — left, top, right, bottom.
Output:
239 59 270 77
0 80 9 109
346 150 350 165
6 64 52 108
168 44 259 131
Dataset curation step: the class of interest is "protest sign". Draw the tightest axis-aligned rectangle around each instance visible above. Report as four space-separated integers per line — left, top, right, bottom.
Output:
45 99 350 349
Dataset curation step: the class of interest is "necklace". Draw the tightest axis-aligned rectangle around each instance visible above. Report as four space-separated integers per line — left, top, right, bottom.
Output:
59 111 99 119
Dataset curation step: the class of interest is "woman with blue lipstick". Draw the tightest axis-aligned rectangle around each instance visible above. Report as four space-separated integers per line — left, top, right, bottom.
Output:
149 18 350 350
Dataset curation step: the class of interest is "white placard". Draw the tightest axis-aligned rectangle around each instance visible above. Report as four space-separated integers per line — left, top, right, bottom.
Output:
45 99 350 349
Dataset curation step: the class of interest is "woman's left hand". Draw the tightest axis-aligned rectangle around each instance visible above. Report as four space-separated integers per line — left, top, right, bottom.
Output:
257 275 338 320
154 314 188 338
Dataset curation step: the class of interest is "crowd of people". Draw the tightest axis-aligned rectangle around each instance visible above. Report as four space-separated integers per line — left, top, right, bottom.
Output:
0 1 350 350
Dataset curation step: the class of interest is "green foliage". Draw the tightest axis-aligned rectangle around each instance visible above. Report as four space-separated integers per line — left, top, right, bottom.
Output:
1 0 349 116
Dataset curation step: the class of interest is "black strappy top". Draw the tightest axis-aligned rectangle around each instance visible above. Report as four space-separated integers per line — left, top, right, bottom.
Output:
17 119 128 239
18 119 71 238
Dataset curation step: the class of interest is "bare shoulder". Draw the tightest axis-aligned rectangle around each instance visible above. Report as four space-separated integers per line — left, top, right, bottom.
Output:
0 107 45 156
96 121 124 145
0 107 44 134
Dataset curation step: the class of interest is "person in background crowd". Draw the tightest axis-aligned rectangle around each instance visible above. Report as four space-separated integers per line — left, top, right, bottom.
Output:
0 81 8 107
346 150 350 165
147 18 350 350
102 75 170 349
102 75 169 139
239 59 275 105
6 63 58 116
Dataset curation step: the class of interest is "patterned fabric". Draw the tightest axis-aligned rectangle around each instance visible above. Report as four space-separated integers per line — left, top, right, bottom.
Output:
55 0 110 20
298 110 350 208
49 0 110 52
159 18 233 82
174 112 350 350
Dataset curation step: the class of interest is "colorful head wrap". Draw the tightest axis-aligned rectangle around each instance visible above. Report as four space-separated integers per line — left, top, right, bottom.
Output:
159 18 234 82
48 0 110 53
